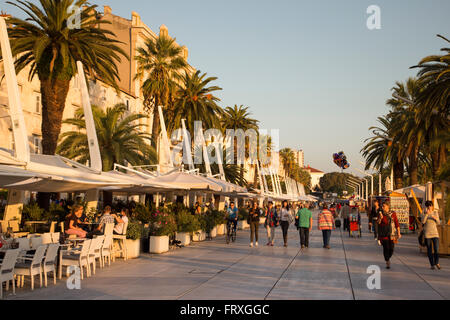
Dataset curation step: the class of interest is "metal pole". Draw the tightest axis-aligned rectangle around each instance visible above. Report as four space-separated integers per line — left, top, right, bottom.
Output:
379 173 382 195
390 166 394 191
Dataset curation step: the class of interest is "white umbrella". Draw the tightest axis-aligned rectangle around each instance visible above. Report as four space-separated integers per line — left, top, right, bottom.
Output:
0 165 49 186
155 171 223 192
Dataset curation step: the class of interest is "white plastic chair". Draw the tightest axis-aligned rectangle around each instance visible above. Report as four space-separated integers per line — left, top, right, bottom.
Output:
103 223 114 236
42 243 59 287
51 232 60 244
49 221 57 233
87 236 103 275
15 245 47 290
91 236 106 270
0 249 20 299
31 236 43 249
42 233 52 245
16 237 31 251
59 239 91 280
101 235 113 266
113 221 128 261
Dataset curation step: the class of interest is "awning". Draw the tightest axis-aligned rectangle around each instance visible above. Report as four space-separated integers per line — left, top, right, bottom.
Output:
100 170 188 194
0 165 49 187
393 184 425 198
154 171 223 192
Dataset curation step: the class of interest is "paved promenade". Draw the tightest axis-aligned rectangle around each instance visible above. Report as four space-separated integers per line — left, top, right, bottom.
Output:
6 211 450 300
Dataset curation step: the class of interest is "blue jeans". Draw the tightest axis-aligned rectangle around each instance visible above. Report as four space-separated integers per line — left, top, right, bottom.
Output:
322 230 331 247
425 237 439 266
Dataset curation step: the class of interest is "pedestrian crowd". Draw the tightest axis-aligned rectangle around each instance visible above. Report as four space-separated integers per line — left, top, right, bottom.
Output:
227 197 443 271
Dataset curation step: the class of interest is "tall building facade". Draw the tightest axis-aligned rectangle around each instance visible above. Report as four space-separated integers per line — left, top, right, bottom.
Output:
0 7 192 161
294 149 304 168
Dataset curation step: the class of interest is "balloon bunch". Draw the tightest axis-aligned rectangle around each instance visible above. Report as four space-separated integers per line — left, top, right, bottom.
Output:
333 151 350 169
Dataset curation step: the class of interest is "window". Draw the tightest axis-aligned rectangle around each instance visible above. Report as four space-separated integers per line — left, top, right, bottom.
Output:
35 93 41 114
125 99 130 111
32 135 42 154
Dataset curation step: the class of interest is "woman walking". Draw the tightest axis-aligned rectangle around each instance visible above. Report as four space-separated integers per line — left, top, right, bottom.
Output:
318 204 334 249
264 201 278 246
377 201 401 269
249 201 261 247
422 201 441 270
279 200 293 247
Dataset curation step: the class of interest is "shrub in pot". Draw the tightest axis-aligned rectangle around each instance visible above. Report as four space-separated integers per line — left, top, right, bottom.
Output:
175 209 200 246
125 221 142 258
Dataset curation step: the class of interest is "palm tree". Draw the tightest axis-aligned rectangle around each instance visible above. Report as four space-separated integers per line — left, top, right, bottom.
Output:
135 35 188 147
387 78 424 185
168 70 223 135
412 34 450 118
220 105 259 183
57 103 157 171
412 35 450 179
279 148 296 178
6 0 128 155
361 116 405 189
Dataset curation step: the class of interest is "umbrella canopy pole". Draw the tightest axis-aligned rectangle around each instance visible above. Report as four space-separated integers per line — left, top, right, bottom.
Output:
1 17 29 222
86 190 99 215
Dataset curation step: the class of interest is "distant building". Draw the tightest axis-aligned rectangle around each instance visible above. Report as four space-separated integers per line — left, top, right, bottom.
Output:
303 165 324 189
294 149 304 168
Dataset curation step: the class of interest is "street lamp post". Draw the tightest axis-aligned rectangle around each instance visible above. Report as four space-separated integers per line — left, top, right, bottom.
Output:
355 168 371 201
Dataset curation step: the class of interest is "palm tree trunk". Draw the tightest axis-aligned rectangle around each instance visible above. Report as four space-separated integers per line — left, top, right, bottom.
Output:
40 79 71 154
393 161 404 190
408 145 419 185
151 107 160 149
37 79 71 210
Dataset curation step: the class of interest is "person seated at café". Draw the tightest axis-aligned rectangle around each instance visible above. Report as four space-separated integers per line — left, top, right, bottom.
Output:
113 207 129 235
65 204 88 238
89 205 121 237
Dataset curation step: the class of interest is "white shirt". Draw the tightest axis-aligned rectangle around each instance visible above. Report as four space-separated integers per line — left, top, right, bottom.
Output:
114 216 129 235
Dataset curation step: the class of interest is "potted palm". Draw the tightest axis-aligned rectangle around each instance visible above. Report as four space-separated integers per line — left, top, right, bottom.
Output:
149 209 177 253
126 221 142 259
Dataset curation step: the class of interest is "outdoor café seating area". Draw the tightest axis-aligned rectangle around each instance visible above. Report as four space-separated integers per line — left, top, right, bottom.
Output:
0 222 126 298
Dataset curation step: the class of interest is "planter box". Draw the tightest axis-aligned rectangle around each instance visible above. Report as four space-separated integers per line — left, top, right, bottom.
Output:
210 226 217 238
176 232 191 246
125 239 141 259
216 224 225 235
238 220 249 230
192 230 206 242
149 235 169 254
141 237 150 253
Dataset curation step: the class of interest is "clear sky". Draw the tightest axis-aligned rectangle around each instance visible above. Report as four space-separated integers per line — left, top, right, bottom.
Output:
3 0 450 175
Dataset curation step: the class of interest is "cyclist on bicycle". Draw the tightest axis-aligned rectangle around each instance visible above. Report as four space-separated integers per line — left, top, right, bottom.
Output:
226 201 238 234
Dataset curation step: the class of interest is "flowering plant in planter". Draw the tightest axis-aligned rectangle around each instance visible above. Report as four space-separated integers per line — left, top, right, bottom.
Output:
149 208 177 236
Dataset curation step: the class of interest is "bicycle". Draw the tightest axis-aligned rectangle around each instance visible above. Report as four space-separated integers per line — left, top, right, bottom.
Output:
226 219 237 244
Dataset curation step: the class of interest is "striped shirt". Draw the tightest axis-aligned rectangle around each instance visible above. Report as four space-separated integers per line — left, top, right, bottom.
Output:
99 214 115 226
318 210 334 230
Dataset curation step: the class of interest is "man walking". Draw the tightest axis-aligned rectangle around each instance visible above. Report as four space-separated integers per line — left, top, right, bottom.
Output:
296 204 313 248
341 202 351 231
318 204 335 249
264 201 278 246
